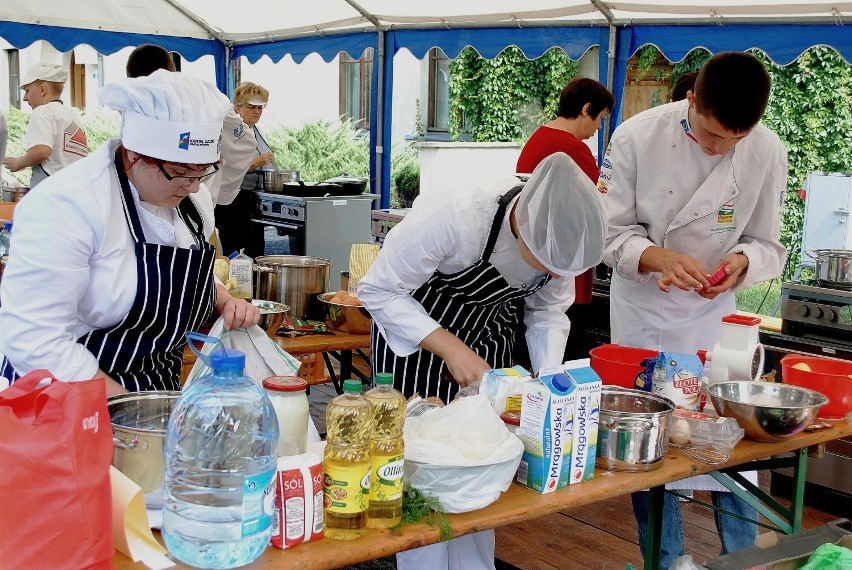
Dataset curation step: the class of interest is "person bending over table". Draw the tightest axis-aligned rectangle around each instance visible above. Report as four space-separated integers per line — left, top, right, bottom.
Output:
358 152 606 570
0 71 259 397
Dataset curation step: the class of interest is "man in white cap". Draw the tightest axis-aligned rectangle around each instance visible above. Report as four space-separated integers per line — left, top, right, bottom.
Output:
0 70 259 397
358 151 606 570
3 63 88 187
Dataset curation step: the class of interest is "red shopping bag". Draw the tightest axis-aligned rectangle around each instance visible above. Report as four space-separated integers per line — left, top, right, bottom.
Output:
0 370 114 569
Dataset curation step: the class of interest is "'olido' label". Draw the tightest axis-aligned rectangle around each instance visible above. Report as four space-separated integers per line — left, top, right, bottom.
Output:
369 454 404 502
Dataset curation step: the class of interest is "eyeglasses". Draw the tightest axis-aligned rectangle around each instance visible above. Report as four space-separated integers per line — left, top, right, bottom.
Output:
153 159 220 185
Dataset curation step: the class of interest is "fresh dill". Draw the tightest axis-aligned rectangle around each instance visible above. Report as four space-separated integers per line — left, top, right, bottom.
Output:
395 484 452 541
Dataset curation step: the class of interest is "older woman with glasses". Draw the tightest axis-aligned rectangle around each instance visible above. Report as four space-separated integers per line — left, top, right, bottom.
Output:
214 81 274 258
0 70 259 396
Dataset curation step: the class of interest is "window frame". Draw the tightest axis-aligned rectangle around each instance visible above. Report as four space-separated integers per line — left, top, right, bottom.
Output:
427 47 450 132
338 49 373 129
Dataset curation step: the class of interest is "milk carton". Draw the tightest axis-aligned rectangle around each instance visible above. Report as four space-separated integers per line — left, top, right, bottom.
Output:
564 360 602 485
516 367 575 494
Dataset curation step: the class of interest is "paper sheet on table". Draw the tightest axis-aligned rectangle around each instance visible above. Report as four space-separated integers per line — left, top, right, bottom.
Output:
110 466 174 569
184 318 301 387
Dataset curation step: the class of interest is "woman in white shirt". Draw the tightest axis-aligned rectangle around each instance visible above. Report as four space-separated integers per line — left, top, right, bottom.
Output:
0 70 259 396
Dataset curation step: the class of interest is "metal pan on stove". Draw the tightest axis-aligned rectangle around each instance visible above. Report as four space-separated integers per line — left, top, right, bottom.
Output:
281 181 348 198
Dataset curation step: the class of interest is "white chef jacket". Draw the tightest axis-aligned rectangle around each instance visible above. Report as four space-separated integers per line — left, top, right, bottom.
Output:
209 110 256 206
0 138 216 383
25 101 88 177
601 100 787 490
358 175 576 374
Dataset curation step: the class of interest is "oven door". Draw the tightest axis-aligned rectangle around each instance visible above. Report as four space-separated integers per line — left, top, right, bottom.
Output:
250 218 305 256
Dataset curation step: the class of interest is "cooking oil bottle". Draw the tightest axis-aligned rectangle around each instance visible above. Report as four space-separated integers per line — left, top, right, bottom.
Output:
323 379 372 540
364 372 406 529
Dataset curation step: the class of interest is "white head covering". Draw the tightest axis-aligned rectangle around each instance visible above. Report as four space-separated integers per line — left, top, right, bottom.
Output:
515 152 606 277
21 63 68 86
99 69 230 164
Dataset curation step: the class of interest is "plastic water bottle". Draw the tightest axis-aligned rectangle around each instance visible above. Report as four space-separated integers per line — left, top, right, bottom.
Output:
163 333 279 569
323 379 372 540
364 373 405 529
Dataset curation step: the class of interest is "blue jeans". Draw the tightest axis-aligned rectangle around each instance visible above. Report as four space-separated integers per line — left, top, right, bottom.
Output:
631 490 758 570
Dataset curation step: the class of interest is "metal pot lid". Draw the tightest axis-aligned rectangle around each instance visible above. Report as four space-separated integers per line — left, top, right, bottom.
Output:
324 174 368 184
254 254 333 267
810 249 852 258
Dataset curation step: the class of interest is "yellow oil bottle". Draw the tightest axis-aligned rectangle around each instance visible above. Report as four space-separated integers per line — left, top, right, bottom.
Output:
364 372 406 529
323 379 373 540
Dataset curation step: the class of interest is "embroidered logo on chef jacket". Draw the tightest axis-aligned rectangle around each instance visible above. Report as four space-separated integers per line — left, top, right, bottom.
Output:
711 204 736 234
233 123 245 140
605 144 612 156
596 180 609 194
601 158 612 170
179 132 191 150
680 118 698 144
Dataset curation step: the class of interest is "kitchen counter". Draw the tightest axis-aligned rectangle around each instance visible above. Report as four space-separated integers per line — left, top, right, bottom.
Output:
113 420 852 570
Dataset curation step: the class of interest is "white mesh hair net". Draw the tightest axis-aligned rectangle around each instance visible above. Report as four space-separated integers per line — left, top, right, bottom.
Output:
515 152 606 277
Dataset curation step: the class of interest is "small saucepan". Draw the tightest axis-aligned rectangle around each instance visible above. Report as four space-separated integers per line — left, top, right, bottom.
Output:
806 249 852 288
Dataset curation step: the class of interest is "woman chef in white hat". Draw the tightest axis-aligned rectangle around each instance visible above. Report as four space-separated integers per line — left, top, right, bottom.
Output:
0 70 259 396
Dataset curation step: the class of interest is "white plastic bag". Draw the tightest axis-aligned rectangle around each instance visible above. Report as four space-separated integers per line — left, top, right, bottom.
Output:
403 395 523 513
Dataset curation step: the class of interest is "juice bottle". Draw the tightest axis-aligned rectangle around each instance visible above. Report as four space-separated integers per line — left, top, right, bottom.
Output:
364 372 406 529
323 379 372 540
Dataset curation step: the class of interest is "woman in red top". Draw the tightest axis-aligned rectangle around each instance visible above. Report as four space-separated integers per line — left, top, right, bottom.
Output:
516 77 614 362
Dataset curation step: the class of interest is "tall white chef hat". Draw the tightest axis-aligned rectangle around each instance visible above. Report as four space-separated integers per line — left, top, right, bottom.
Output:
99 69 230 164
515 152 606 277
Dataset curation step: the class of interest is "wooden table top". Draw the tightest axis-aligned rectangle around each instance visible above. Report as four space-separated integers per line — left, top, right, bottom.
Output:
113 420 852 570
270 330 370 356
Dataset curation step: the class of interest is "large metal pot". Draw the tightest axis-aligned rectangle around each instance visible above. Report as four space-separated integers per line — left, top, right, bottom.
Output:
263 169 300 191
108 391 180 508
254 255 332 319
596 387 674 472
807 249 852 287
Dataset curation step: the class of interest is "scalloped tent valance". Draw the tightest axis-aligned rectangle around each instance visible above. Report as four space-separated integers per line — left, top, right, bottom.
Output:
2 0 850 206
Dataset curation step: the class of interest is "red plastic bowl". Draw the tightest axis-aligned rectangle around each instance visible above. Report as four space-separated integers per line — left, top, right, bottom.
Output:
781 354 852 419
589 344 658 389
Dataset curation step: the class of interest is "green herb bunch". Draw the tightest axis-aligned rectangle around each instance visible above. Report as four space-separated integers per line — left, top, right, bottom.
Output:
395 485 452 541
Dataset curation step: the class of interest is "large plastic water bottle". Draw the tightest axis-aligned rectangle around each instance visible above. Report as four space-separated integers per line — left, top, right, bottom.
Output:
163 332 279 569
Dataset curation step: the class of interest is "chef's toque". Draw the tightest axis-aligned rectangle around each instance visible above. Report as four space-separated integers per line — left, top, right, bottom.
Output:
515 152 606 277
99 69 230 164
20 63 69 86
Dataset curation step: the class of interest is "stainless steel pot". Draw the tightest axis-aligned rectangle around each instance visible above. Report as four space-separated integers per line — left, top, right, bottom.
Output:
596 387 674 472
253 255 332 319
263 169 300 191
108 391 180 508
807 249 852 287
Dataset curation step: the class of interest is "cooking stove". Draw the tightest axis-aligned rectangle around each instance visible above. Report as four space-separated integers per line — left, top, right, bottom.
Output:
779 280 852 353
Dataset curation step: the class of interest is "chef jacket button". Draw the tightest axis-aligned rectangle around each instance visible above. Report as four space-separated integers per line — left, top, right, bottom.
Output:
668 190 673 195
693 212 699 217
672 144 676 148
521 283 527 289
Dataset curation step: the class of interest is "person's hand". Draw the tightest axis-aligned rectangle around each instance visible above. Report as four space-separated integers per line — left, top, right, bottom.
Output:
3 156 24 172
697 253 749 300
215 284 261 330
250 153 274 171
645 247 710 293
443 349 491 388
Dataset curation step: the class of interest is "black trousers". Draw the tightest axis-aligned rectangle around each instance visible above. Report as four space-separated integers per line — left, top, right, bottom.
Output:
214 190 264 259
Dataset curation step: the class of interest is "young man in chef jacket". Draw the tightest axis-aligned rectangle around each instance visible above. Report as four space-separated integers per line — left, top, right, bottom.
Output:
3 63 88 187
601 52 787 568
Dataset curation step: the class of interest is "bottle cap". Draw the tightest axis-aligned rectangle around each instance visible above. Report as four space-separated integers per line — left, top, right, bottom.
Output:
342 379 362 393
209 348 245 372
263 376 308 392
550 372 572 392
375 372 393 386
3 222 11 231
500 411 521 426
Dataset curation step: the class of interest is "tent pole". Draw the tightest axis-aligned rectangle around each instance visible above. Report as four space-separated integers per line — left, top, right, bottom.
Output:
602 24 617 153
375 30 385 206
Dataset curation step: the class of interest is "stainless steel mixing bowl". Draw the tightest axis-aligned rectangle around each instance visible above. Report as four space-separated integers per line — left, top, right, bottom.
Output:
707 381 829 442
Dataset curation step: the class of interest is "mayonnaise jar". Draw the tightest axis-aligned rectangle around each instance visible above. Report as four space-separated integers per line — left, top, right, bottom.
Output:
263 376 310 456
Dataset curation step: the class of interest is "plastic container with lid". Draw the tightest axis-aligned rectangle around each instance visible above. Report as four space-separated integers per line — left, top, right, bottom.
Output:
263 376 309 456
164 332 279 569
500 411 521 435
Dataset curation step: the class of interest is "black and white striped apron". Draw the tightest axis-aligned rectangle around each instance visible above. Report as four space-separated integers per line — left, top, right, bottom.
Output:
372 186 551 403
1 153 216 392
